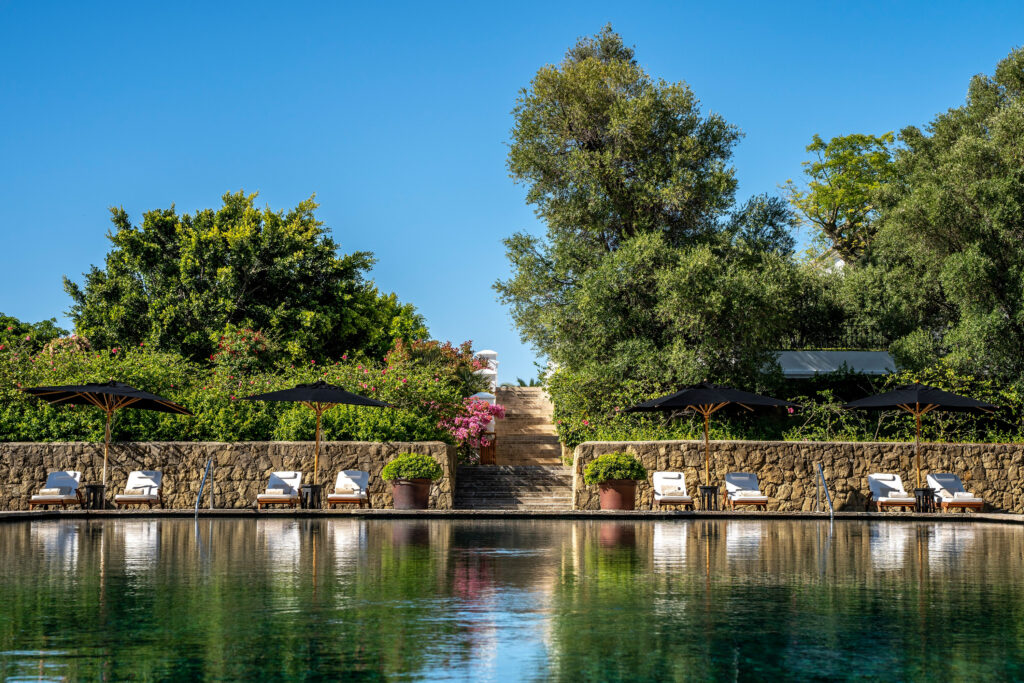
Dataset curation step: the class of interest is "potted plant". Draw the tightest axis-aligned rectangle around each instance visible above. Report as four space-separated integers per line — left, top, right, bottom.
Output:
583 452 647 510
381 453 444 510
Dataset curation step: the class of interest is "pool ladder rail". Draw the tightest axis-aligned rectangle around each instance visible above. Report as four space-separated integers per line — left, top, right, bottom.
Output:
816 462 834 518
195 457 214 516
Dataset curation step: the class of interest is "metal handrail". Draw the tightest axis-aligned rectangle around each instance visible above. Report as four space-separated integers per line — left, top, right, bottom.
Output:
195 457 213 516
816 462 834 518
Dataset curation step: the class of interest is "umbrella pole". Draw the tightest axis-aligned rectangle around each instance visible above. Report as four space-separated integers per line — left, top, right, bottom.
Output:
703 411 710 485
314 406 322 487
103 409 112 487
915 410 922 489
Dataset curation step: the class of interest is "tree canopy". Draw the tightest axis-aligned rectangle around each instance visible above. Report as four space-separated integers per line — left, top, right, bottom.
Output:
63 191 427 363
783 132 896 263
869 46 1024 379
496 27 759 376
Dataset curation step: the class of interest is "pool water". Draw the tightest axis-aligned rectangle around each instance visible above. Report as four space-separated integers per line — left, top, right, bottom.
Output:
0 518 1021 681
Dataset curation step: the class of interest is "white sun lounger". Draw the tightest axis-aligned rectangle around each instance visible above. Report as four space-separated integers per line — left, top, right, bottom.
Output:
326 470 370 508
256 471 302 509
29 471 84 509
114 470 163 508
724 472 769 510
652 471 694 510
867 473 916 512
927 472 984 512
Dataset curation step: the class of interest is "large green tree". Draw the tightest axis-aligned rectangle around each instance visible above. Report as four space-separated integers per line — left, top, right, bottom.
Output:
870 47 1024 379
64 191 426 362
496 26 746 372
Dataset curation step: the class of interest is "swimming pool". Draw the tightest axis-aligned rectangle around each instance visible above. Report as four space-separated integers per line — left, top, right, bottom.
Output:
0 518 1020 680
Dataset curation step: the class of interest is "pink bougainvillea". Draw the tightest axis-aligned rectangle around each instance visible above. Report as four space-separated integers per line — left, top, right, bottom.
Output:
439 397 505 449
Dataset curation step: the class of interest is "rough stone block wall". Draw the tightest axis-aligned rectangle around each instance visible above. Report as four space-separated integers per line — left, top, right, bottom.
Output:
572 440 1024 513
0 441 457 510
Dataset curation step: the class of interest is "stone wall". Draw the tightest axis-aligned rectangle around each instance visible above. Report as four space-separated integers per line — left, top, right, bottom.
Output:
0 441 457 510
572 440 1024 512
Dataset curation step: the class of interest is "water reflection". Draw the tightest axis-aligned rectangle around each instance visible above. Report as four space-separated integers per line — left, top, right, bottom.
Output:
0 518 1023 680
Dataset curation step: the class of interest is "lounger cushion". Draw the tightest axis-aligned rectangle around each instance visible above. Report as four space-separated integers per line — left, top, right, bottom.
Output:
661 485 685 495
327 491 368 501
658 495 693 503
878 496 915 503
39 488 69 496
257 493 298 500
124 488 147 495
335 487 356 495
265 488 287 495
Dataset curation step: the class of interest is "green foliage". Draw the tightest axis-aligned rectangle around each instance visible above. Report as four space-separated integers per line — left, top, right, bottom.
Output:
0 336 476 444
784 132 896 262
863 47 1024 382
582 452 646 484
497 25 742 367
63 191 428 364
0 313 66 354
497 26 818 443
380 452 443 482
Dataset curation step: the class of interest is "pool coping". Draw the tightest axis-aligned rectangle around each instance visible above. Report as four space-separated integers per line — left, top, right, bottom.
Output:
2 509 1023 525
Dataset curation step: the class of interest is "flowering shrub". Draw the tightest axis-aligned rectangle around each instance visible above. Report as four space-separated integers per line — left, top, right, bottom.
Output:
42 334 92 356
440 398 505 449
210 326 282 375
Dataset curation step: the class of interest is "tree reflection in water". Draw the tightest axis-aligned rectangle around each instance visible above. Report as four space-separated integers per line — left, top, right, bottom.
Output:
0 518 1022 680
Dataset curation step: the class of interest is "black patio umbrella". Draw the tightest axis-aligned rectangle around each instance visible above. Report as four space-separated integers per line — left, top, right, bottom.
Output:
626 383 798 485
240 381 391 485
20 381 192 486
843 382 997 489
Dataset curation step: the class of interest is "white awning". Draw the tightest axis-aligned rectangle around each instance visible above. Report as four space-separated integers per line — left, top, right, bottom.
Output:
776 350 895 378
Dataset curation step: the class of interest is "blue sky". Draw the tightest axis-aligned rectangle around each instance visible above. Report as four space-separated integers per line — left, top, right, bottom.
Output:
1 1 1022 383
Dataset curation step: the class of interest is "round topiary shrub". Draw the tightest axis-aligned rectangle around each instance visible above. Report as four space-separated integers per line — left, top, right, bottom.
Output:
381 452 444 482
583 452 647 485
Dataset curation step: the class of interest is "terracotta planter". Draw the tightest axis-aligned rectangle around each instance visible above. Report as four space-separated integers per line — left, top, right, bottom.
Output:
598 479 637 510
390 478 432 510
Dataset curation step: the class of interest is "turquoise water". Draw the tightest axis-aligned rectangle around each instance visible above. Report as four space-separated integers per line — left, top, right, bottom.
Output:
0 518 1021 681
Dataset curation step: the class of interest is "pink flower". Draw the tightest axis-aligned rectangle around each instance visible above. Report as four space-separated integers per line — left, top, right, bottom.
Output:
401 378 407 384
342 354 348 360
582 419 590 426
787 407 794 414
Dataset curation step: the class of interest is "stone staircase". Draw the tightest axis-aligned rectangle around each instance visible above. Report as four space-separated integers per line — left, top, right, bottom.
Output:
454 465 573 511
494 387 562 466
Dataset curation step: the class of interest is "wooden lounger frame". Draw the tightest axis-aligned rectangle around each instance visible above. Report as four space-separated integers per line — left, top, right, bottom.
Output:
256 497 300 510
655 498 695 511
939 499 984 512
866 493 915 512
28 490 85 510
724 494 768 511
326 496 370 509
115 491 164 509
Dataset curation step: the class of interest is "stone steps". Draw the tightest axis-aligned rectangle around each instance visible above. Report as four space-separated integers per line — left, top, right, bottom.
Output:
454 465 573 511
494 386 561 466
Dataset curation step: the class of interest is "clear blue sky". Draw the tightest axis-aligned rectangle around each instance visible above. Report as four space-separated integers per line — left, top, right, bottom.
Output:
2 1 1022 382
